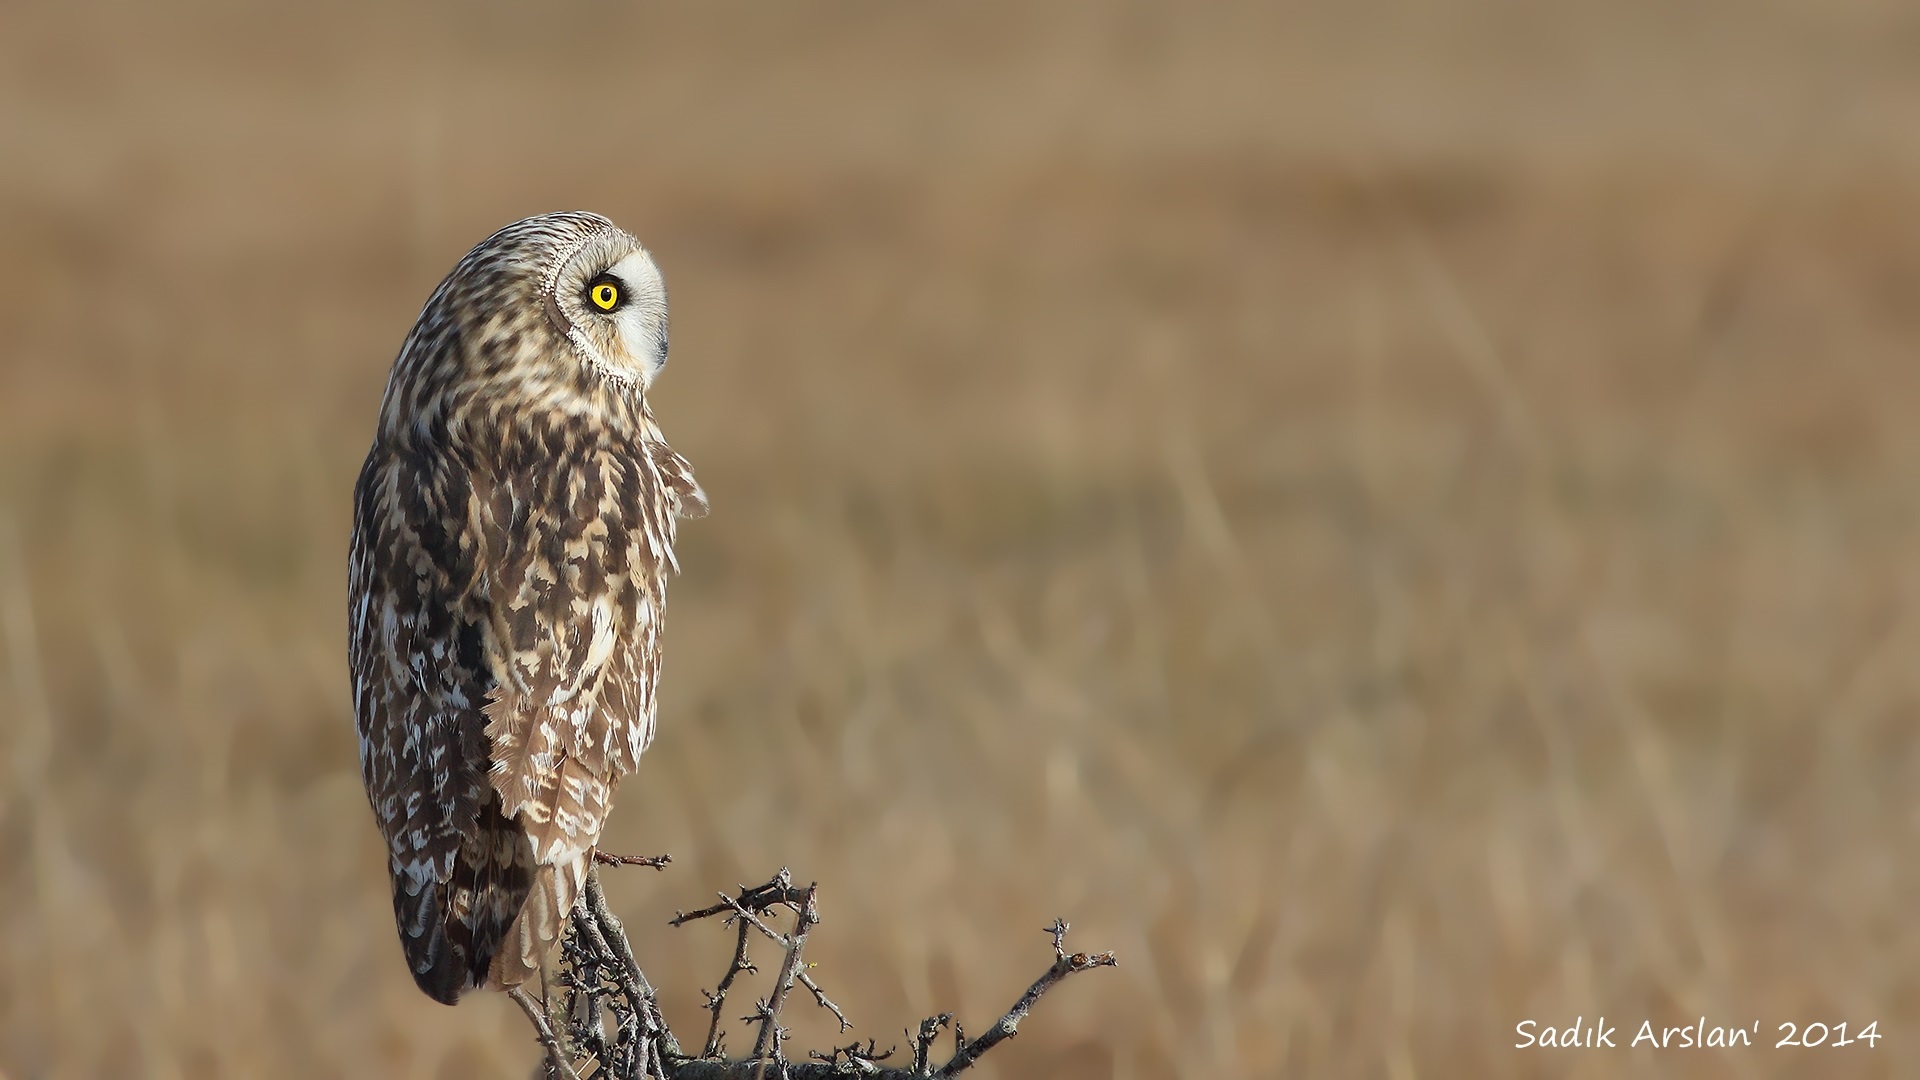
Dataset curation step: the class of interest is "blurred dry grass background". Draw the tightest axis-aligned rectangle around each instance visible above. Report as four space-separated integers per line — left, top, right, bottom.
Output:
3 1 1920 1077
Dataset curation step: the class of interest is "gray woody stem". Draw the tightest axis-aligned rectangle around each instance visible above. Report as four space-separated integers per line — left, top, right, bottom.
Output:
522 866 1113 1080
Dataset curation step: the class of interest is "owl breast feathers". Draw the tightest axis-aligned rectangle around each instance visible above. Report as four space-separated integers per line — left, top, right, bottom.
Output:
347 212 705 1004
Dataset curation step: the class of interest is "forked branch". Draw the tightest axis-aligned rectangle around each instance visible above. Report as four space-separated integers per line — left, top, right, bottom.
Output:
526 863 1115 1080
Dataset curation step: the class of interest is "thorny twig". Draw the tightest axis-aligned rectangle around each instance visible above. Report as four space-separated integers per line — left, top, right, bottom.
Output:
797 974 849 1034
715 893 850 1033
808 1039 896 1075
674 868 849 1061
749 883 819 1078
910 1014 951 1075
540 854 681 1079
595 851 675 870
523 866 1115 1080
699 915 757 1056
571 889 651 1076
559 913 611 1071
933 920 1119 1077
510 984 583 1080
586 867 681 1056
671 867 804 926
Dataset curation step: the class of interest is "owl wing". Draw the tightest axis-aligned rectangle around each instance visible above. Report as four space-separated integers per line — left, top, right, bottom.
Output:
350 445 536 1004
654 440 709 521
475 444 677 986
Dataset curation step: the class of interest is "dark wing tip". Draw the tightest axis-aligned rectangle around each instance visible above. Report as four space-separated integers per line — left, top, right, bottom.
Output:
394 882 475 1005
412 958 470 1006
388 799 537 1005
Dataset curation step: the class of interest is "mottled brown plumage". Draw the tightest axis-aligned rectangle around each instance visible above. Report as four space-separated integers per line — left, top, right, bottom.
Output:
348 212 705 1004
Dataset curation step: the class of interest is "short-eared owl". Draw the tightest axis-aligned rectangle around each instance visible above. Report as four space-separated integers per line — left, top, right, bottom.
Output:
348 212 706 1004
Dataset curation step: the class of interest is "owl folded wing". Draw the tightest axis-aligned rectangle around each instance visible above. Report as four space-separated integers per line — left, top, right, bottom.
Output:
351 448 491 899
474 449 662 871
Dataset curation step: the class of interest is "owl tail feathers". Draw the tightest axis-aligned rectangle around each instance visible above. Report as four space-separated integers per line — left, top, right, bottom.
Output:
487 856 588 991
391 800 539 1005
394 869 512 1006
393 874 471 1005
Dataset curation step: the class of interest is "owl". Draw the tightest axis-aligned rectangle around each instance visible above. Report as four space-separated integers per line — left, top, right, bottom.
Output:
348 212 706 1004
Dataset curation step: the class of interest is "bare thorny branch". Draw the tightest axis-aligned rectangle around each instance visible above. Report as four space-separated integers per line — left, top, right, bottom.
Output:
527 860 1116 1080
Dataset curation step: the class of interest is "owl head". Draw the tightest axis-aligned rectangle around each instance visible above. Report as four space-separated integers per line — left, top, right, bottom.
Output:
384 212 674 444
526 213 670 390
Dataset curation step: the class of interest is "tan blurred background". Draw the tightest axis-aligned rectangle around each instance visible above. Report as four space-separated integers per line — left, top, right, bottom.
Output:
3 1 1919 1077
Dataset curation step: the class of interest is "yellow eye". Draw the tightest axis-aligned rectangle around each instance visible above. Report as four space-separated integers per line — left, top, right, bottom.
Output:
588 280 620 311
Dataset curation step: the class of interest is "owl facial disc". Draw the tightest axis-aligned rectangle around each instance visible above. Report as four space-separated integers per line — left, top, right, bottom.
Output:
544 226 670 390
